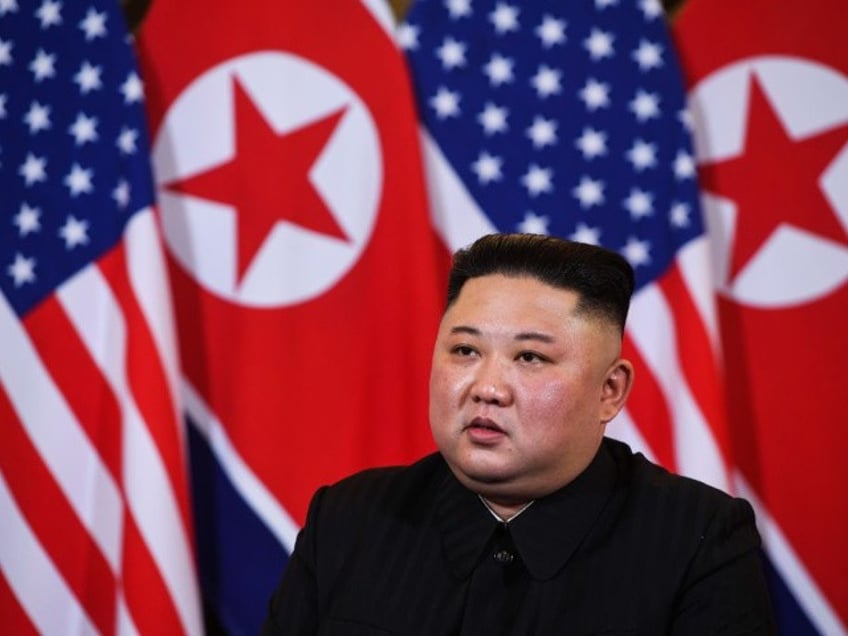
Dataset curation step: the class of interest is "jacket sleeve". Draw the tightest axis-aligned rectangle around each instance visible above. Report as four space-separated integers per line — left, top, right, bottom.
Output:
671 496 777 635
261 486 327 635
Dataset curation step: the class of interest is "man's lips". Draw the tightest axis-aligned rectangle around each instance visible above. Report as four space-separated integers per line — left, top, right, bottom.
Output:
466 417 504 432
464 417 507 441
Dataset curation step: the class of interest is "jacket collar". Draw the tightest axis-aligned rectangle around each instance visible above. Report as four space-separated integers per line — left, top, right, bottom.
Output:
435 440 618 581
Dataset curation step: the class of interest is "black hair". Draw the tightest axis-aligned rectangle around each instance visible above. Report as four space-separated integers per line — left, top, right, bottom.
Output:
445 233 635 332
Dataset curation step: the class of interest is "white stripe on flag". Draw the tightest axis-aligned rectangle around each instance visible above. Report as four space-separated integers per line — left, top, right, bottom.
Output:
182 379 300 553
628 286 728 492
58 267 203 636
0 470 98 636
676 236 721 353
125 209 185 440
115 594 141 636
420 127 497 252
0 290 124 573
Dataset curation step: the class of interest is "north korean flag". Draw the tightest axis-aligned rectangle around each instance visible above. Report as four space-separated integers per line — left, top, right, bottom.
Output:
136 2 447 632
673 0 848 633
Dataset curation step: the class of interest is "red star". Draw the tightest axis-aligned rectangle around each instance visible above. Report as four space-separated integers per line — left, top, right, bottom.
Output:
698 73 848 281
165 76 349 284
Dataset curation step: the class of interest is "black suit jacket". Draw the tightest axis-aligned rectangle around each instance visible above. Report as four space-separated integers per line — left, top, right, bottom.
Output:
263 438 775 635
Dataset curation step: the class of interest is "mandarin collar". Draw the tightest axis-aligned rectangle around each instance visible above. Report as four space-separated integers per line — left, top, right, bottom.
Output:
435 440 618 581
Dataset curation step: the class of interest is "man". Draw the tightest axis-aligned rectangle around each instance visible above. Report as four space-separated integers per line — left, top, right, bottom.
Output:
262 233 775 634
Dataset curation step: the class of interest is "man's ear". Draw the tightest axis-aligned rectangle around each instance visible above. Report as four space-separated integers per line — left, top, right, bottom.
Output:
600 358 634 423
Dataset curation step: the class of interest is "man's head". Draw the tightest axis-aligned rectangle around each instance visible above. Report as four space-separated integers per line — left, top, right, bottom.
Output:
430 234 635 518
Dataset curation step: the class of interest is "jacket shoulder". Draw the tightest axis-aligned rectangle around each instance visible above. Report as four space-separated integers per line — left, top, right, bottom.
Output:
603 437 759 553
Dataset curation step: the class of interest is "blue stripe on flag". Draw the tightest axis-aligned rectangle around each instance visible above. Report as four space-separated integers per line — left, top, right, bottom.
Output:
187 420 290 636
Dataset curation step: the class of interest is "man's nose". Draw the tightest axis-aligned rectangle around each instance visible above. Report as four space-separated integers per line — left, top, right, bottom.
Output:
470 360 511 405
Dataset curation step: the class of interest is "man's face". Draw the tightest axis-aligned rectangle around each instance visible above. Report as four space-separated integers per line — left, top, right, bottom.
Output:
429 274 630 509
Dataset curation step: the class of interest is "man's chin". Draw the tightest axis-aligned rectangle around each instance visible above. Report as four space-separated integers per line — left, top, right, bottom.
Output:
449 457 516 490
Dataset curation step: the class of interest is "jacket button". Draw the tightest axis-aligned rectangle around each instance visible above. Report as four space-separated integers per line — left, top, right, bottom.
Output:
493 549 514 564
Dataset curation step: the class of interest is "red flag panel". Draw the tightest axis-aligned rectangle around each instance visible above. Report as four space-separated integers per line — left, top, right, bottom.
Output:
138 0 447 531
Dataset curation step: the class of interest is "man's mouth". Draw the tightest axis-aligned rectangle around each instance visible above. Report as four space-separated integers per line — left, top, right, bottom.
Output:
467 417 503 431
464 417 507 440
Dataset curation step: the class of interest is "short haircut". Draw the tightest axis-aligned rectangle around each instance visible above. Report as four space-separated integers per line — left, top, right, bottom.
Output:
445 233 635 332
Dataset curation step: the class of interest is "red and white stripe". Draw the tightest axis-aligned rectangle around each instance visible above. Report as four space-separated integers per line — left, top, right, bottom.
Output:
622 235 731 491
0 210 203 635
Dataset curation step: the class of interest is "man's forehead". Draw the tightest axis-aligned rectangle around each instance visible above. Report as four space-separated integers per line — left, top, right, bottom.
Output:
441 275 623 344
441 278 585 335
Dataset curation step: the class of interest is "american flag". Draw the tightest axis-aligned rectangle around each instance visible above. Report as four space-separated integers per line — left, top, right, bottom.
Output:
0 1 202 633
402 0 732 489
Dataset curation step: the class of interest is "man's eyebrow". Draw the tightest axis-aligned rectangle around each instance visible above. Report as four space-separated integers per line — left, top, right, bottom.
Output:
448 326 555 343
514 331 555 343
449 325 480 336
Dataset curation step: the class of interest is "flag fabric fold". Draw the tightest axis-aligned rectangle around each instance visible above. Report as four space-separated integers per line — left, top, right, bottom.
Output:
0 1 202 634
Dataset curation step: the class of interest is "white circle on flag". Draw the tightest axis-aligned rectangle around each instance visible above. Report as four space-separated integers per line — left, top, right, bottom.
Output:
689 55 848 308
152 52 383 307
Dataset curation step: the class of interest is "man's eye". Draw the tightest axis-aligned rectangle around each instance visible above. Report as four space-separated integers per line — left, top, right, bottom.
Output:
518 351 546 363
452 345 476 356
